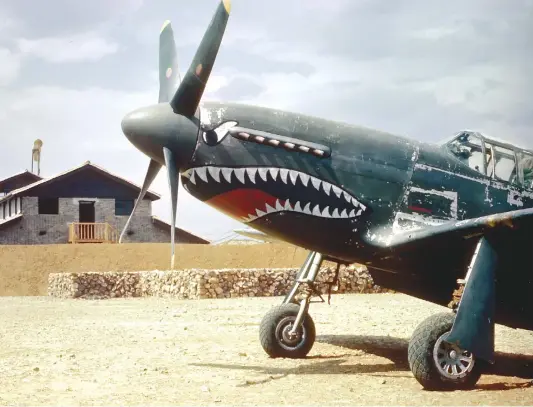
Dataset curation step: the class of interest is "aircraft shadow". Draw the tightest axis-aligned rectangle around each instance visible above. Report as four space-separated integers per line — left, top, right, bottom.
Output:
319 334 533 389
191 334 533 390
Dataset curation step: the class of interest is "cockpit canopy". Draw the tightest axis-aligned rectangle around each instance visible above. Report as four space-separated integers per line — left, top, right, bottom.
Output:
443 131 533 189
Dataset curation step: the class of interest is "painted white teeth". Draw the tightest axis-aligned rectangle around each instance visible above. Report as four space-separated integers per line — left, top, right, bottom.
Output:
208 167 221 183
190 167 367 223
234 168 246 184
311 178 321 190
258 168 269 182
343 192 351 203
322 182 331 196
196 167 208 183
188 170 196 185
243 202 364 222
246 168 257 184
221 168 232 183
264 203 275 214
299 173 309 187
289 171 298 185
279 168 289 184
244 213 257 222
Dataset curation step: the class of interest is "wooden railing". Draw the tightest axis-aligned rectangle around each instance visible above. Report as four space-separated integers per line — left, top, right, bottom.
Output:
68 222 118 244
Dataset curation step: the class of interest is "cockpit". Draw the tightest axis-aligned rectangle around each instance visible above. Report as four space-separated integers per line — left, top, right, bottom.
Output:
442 131 533 189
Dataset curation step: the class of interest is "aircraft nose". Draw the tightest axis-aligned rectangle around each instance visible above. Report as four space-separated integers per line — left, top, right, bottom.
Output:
121 104 199 171
121 109 148 145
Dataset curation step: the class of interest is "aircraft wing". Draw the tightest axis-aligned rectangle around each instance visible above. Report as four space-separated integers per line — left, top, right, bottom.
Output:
368 207 533 252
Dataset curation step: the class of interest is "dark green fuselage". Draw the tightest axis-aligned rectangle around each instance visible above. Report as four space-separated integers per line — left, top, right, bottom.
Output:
176 101 533 325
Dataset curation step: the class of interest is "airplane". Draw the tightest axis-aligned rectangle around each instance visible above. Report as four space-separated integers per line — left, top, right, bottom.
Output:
118 0 533 391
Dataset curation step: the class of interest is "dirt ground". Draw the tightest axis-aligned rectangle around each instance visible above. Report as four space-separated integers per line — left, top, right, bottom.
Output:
0 243 309 296
1 293 532 406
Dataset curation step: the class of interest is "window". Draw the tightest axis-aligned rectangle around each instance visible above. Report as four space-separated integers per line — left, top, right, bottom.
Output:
38 197 59 214
447 132 486 174
447 132 522 185
1 202 4 220
518 152 533 189
115 199 134 216
483 143 518 184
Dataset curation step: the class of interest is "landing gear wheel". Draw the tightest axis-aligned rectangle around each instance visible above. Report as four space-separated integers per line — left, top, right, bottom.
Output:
259 303 315 359
408 312 483 390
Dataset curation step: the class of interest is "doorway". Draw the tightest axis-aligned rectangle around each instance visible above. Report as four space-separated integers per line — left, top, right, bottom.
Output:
79 201 95 240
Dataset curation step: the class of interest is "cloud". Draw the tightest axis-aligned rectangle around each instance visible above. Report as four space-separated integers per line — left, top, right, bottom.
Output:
17 33 119 63
0 0 144 37
219 0 533 147
0 0 532 243
0 47 21 85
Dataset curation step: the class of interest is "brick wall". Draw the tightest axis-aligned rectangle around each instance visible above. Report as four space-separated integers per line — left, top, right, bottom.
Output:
0 196 190 245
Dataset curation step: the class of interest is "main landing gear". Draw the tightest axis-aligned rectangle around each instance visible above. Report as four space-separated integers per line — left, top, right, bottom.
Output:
259 251 339 358
407 312 483 390
259 236 497 391
407 236 497 390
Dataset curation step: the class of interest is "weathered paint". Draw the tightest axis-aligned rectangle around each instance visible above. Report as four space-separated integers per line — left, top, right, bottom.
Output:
120 1 533 349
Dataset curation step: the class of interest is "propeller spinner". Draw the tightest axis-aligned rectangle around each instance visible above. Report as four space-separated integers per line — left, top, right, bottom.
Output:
119 0 232 269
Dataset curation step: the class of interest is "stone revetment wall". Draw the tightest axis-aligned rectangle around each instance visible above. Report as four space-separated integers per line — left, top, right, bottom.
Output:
48 264 391 299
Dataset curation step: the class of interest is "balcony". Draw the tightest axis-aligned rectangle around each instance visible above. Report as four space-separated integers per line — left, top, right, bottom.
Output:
68 222 118 244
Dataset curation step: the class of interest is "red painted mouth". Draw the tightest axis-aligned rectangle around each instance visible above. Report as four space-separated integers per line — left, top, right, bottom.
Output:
206 189 286 220
183 166 367 223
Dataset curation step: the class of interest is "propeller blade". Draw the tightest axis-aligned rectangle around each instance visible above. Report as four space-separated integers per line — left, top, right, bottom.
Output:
159 20 180 103
119 158 162 243
163 147 179 270
169 0 231 117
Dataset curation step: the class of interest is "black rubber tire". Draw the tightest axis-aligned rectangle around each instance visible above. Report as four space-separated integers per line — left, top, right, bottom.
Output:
259 303 316 359
408 312 484 390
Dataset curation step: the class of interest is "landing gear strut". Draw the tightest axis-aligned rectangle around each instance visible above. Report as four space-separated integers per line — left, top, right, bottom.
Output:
259 251 339 358
408 236 496 390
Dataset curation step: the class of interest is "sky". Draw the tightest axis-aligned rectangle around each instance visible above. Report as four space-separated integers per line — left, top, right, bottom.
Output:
0 0 531 242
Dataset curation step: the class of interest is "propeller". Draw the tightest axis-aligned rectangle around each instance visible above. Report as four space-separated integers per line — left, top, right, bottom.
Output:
119 0 232 270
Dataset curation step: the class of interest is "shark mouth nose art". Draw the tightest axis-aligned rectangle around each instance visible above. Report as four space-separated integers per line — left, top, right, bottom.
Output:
181 166 367 223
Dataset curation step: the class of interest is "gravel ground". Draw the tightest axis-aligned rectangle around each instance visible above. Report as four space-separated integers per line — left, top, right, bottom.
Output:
1 293 532 406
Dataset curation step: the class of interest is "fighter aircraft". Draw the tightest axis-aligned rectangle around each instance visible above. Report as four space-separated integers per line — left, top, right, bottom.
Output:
118 0 533 390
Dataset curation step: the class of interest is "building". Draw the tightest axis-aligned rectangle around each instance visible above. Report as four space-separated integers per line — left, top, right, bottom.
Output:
0 161 209 245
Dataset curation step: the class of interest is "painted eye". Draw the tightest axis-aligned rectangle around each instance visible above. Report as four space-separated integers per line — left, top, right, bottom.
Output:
202 121 238 146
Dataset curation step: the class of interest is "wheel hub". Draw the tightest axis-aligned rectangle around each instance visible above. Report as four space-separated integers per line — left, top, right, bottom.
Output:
276 316 305 350
433 332 475 380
